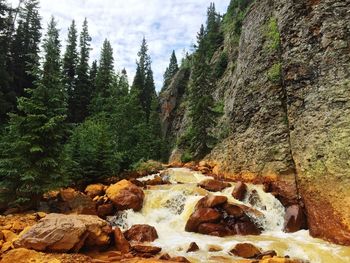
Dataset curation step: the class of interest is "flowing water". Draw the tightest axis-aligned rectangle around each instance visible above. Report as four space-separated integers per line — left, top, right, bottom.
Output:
108 168 350 263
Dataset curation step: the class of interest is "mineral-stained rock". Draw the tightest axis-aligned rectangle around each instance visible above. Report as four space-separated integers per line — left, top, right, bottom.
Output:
97 203 114 218
186 242 199 252
197 223 230 237
230 243 262 259
256 250 278 259
58 188 97 215
195 195 228 210
170 256 191 262
124 224 158 242
132 244 162 254
197 179 231 192
283 205 307 233
84 184 106 199
13 213 112 252
185 208 221 232
114 227 130 253
106 180 145 211
232 182 248 201
234 221 262 236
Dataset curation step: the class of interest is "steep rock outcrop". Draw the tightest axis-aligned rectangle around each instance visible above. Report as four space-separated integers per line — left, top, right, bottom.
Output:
160 0 350 245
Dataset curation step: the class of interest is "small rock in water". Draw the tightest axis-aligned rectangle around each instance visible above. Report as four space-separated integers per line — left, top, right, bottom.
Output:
186 242 199 252
170 256 191 262
207 244 223 252
283 205 307 233
198 223 230 237
256 250 278 259
230 243 261 259
113 227 130 253
198 179 231 192
185 208 221 232
124 224 158 242
232 181 248 201
131 244 162 254
159 253 171 260
195 195 228 210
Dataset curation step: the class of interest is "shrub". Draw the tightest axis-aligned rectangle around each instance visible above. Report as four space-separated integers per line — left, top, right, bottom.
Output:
267 63 282 83
131 160 164 175
214 52 228 79
264 17 280 52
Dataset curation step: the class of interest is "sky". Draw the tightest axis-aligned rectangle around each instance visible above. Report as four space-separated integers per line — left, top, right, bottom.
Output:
8 0 230 90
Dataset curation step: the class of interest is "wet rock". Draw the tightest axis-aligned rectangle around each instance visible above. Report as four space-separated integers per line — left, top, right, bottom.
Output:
106 180 145 211
256 250 278 259
248 190 263 207
58 188 97 215
198 179 231 192
283 205 307 233
186 242 199 252
234 221 262 235
185 208 221 232
114 227 130 253
129 178 145 187
124 224 158 242
195 195 228 210
207 244 223 252
170 256 191 262
197 223 230 237
14 213 112 252
159 253 171 260
144 175 170 186
232 182 248 201
132 244 162 254
84 184 105 198
97 203 114 218
230 243 261 259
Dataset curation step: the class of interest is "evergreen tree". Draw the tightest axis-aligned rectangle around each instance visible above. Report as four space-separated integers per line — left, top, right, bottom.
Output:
205 3 223 60
63 20 78 122
10 0 41 98
0 17 69 205
162 50 179 89
187 24 216 159
89 60 98 92
74 18 92 122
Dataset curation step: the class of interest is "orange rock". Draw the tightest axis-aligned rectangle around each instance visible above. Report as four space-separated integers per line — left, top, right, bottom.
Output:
198 179 231 192
85 184 106 198
114 227 130 253
195 195 228 210
283 205 307 233
132 244 162 254
232 182 248 201
186 242 199 252
124 224 158 242
185 208 221 232
230 243 261 259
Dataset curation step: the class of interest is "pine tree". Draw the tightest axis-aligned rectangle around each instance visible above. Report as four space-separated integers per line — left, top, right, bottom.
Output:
205 3 223 60
163 50 179 89
63 20 78 122
10 0 41 98
0 17 69 205
188 24 216 159
74 18 92 122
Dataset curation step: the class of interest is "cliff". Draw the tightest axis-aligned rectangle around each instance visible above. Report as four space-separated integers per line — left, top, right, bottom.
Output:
160 0 350 245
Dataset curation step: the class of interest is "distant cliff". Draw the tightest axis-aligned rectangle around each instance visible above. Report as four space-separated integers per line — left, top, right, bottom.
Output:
160 0 350 245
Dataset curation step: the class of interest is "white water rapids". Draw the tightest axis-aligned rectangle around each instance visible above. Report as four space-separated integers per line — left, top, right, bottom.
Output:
107 168 350 263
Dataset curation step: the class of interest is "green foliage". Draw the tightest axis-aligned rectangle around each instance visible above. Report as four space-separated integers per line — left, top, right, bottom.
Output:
205 3 224 60
267 62 282 83
163 50 179 89
181 151 193 163
131 160 163 175
213 100 225 115
264 17 280 52
63 118 121 183
214 51 228 78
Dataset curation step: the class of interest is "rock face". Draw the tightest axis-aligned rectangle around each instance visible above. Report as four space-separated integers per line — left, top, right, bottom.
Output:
283 205 307 233
106 180 145 211
160 0 350 245
14 213 112 252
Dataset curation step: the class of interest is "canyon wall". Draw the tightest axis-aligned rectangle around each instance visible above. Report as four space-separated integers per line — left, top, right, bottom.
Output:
160 0 350 245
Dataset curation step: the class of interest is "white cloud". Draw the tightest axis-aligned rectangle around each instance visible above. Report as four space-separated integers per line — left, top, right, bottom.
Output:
8 0 230 90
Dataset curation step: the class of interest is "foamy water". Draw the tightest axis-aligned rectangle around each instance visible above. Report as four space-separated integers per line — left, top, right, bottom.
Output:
107 168 350 263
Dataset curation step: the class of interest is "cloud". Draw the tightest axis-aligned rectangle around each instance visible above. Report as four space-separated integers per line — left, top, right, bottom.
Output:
8 0 230 90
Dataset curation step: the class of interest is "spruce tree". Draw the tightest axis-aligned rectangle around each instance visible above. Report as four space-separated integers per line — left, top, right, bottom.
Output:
63 20 78 122
0 17 69 205
188 24 216 159
74 18 91 122
163 50 179 89
205 3 223 60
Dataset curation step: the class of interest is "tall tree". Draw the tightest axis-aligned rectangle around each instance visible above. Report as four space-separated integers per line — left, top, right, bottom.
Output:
162 50 179 89
188 24 216 159
205 3 223 60
10 0 41 97
131 38 156 120
74 18 91 122
0 17 69 205
63 20 78 122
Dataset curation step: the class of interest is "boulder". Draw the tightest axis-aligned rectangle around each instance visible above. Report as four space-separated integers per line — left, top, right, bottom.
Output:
97 203 114 218
256 250 278 259
114 227 130 253
230 243 261 258
198 179 231 192
232 182 248 201
106 180 145 211
14 213 112 252
58 188 96 215
186 242 199 252
85 184 105 198
124 224 158 242
234 221 262 235
185 208 221 232
197 223 230 237
283 205 307 233
195 195 228 210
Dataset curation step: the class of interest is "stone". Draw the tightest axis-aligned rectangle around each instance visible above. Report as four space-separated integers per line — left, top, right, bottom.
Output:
186 242 199 252
207 245 223 252
114 227 130 253
85 184 105 198
195 195 228 210
197 223 230 237
232 182 247 201
170 256 191 262
234 221 262 235
230 243 262 258
0 230 3 241
159 253 171 260
256 250 278 259
185 208 221 232
198 179 231 192
132 244 162 254
97 203 114 218
2 230 18 242
106 180 145 211
14 213 112 252
59 188 97 215
124 224 158 242
283 205 307 233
